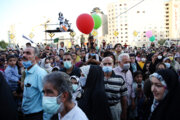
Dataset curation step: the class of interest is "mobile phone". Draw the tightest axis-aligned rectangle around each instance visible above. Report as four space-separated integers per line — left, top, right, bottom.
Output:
138 84 142 88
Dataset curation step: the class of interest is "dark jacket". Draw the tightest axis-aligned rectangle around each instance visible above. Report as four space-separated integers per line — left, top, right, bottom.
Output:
149 69 180 120
0 72 18 120
78 65 112 120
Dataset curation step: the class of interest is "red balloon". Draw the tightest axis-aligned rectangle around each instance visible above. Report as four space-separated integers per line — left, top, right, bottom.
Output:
76 13 94 34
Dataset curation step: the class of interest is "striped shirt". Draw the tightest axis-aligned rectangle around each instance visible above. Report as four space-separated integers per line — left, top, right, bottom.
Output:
104 71 128 105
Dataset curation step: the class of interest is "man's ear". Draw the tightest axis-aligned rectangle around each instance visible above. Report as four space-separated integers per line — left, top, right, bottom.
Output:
57 92 68 104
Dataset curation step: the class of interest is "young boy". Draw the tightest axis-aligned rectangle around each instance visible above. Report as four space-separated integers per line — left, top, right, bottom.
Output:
5 55 21 92
130 71 145 120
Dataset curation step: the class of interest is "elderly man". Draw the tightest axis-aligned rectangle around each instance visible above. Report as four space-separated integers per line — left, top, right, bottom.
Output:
113 53 135 118
102 57 128 120
22 47 47 120
42 72 88 120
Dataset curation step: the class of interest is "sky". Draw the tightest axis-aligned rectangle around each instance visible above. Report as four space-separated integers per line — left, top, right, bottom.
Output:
0 0 117 46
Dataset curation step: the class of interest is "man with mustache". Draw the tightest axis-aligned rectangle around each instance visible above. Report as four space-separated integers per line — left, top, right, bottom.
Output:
21 47 47 120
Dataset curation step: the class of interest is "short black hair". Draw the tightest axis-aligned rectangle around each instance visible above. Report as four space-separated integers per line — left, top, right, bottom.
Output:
63 52 73 59
26 42 31 46
7 55 17 61
129 53 136 57
114 43 122 49
104 51 116 65
88 36 94 40
133 71 143 79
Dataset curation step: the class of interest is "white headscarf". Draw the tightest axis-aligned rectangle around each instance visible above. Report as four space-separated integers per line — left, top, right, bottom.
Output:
80 65 90 78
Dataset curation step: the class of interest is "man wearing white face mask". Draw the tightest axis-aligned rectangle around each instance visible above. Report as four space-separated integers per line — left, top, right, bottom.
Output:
102 57 128 120
60 52 81 77
42 72 88 120
113 53 135 118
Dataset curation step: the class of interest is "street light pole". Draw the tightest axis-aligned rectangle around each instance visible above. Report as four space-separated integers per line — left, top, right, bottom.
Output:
44 20 50 43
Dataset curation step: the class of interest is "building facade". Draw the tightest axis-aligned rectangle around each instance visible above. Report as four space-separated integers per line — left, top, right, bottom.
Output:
107 0 180 47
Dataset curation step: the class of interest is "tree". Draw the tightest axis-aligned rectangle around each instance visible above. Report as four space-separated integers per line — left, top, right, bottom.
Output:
0 40 8 49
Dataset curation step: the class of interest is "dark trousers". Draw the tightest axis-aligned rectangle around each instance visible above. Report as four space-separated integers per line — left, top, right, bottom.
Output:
23 111 43 120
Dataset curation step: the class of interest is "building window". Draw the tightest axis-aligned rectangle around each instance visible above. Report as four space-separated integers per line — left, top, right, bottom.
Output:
125 28 128 30
166 23 169 25
165 3 169 6
125 24 127 26
144 35 146 37
120 4 122 6
125 36 128 38
137 11 140 13
166 27 169 29
143 11 145 13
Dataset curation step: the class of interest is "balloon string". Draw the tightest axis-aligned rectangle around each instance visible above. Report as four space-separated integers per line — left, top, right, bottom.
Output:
102 0 145 25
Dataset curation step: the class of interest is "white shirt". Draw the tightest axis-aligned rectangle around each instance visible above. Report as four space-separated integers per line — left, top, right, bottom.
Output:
60 104 88 120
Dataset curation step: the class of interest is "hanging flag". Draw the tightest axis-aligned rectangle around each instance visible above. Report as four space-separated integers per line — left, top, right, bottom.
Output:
54 38 59 43
22 35 34 43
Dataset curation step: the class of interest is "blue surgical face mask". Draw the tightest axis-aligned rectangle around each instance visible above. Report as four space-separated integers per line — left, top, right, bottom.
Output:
22 61 33 69
63 61 72 69
72 84 79 92
90 53 95 56
102 66 112 73
165 63 170 68
42 94 63 114
123 63 130 71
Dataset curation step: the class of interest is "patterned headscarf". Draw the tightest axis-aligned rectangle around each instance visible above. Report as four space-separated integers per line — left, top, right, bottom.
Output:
80 65 90 78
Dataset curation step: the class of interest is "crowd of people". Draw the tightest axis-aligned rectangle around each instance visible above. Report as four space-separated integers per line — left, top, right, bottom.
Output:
0 36 180 120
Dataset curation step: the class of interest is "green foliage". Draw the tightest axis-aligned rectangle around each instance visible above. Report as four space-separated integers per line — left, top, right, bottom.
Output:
158 39 166 45
0 40 8 49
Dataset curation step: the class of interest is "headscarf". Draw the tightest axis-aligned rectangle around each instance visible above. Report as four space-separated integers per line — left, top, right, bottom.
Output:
78 65 112 120
0 72 18 120
149 69 180 120
80 65 90 78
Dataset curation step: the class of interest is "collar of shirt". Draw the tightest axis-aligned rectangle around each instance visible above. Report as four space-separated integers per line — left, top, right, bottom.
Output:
117 66 129 73
110 71 116 77
59 103 77 120
25 64 38 74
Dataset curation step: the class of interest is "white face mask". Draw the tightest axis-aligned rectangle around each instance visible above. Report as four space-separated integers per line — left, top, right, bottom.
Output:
158 56 162 59
164 63 170 68
141 58 146 62
44 63 51 68
122 63 130 71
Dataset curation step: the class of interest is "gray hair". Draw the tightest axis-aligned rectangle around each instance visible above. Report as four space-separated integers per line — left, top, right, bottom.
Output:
118 53 130 62
33 47 39 56
102 57 113 64
43 72 73 101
